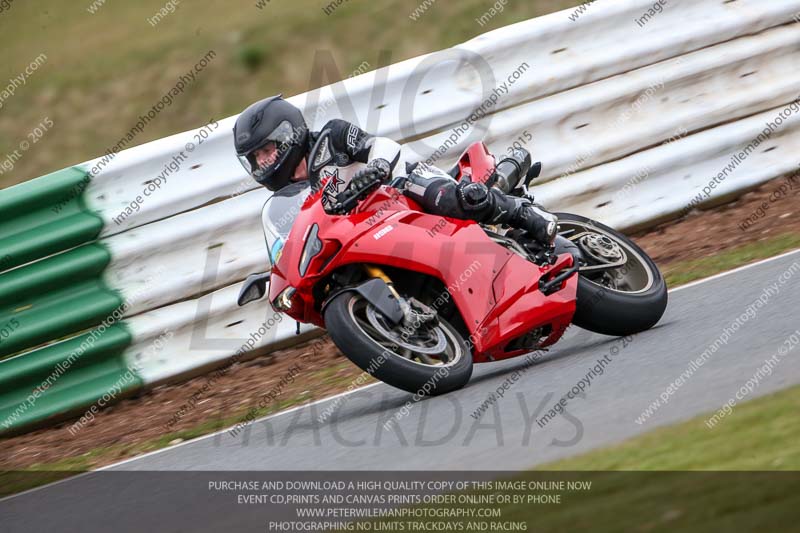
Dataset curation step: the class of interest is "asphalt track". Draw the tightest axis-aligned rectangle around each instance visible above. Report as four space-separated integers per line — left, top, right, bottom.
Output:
107 249 800 471
3 250 800 531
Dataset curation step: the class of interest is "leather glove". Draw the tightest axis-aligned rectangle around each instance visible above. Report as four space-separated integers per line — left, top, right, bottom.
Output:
334 159 391 214
351 158 391 191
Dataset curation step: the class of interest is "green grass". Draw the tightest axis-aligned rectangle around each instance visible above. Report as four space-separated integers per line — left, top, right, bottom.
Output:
370 470 800 532
0 0 580 190
663 232 800 287
492 471 800 532
541 384 800 471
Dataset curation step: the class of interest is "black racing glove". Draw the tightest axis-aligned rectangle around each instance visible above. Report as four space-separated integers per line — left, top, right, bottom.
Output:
334 159 392 213
350 158 391 191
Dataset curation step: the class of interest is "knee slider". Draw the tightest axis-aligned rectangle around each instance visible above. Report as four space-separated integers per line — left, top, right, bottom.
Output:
457 182 491 212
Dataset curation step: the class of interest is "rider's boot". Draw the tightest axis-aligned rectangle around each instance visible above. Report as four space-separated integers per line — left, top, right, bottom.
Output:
483 190 558 248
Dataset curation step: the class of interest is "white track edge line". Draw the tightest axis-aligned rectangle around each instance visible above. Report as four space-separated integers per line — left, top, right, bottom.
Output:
669 248 800 292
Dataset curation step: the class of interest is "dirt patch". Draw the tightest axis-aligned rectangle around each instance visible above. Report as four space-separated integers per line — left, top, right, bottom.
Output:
632 171 800 265
0 336 364 471
2 174 799 471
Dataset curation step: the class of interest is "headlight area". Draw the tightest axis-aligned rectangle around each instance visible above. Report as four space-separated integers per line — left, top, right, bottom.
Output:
272 286 298 312
269 274 306 321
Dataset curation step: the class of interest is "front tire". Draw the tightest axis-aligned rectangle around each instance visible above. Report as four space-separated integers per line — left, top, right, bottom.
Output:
324 292 473 396
557 213 668 337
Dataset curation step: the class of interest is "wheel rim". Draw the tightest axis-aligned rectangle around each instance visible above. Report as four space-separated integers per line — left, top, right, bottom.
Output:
346 296 465 368
559 220 655 294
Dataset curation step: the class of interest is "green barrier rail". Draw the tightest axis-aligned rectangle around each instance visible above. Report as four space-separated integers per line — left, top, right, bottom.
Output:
0 166 102 273
0 165 130 435
0 243 120 359
0 324 136 436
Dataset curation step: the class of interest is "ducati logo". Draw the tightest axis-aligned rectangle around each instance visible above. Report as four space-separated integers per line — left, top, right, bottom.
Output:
373 225 394 240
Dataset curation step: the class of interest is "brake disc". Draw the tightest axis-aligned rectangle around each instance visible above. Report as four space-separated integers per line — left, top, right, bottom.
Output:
579 233 625 264
366 305 447 355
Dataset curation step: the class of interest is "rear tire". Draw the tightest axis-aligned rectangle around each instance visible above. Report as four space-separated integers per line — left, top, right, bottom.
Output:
324 292 473 396
557 213 668 337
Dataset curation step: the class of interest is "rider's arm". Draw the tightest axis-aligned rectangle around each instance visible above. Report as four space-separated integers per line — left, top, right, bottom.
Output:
324 119 402 180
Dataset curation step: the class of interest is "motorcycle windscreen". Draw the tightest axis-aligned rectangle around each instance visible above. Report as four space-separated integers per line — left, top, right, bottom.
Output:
261 180 311 265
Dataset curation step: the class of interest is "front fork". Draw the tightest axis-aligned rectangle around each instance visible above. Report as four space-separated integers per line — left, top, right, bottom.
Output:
363 264 435 326
363 264 413 321
364 265 399 298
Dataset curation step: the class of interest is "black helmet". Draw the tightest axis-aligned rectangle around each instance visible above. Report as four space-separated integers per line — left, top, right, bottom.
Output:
233 95 309 191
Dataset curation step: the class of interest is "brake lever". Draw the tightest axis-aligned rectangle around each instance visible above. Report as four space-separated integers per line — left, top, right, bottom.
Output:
333 178 381 214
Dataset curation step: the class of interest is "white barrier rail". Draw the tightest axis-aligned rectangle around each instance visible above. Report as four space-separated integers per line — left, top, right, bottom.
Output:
9 0 800 394
83 0 800 237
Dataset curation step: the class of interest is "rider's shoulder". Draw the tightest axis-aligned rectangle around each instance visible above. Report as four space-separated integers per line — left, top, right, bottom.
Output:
320 119 372 154
320 118 353 134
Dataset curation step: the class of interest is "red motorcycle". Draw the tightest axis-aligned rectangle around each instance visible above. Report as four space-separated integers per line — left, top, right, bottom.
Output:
238 133 668 395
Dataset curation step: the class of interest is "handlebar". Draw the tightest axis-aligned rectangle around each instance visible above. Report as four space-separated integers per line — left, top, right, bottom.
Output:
491 148 532 194
332 176 383 214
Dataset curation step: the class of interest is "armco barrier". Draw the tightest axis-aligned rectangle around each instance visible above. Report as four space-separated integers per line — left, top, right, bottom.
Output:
1 0 800 436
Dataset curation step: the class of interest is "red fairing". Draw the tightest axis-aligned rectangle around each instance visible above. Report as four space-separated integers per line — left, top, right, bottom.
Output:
457 141 496 185
269 142 578 362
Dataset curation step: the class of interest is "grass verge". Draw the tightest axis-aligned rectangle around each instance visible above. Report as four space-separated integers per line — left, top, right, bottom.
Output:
661 232 800 287
541 384 800 471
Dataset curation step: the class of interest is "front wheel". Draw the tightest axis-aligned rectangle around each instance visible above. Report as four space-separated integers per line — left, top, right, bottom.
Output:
556 213 668 337
324 292 473 396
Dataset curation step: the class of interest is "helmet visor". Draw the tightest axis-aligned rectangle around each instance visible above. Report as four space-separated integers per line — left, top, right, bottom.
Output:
237 120 300 182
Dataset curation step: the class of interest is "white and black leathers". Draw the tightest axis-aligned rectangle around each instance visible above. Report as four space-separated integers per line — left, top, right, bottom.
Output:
308 119 557 247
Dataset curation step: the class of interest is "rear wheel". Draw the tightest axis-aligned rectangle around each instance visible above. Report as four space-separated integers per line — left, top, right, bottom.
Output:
324 292 473 395
556 213 668 337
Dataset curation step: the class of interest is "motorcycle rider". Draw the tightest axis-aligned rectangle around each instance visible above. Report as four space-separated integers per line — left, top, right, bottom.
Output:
233 95 558 248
